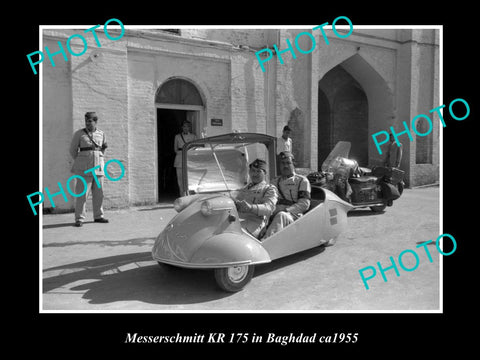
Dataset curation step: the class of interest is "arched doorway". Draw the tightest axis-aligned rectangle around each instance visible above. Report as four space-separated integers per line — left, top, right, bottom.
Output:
155 78 204 200
318 65 368 166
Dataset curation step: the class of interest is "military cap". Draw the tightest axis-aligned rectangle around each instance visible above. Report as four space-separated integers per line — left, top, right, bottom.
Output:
249 158 267 172
279 151 294 160
283 125 292 132
85 112 98 121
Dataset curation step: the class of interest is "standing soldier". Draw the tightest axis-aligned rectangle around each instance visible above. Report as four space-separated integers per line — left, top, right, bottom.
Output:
276 125 293 175
234 159 278 238
69 112 109 227
174 120 197 195
384 133 403 168
266 151 311 237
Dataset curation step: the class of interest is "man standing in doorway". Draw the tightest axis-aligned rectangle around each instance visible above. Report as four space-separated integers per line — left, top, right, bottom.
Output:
276 125 293 175
384 133 403 168
174 120 196 195
69 112 109 227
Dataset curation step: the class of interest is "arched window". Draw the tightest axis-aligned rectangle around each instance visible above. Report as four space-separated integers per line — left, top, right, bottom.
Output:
155 78 203 106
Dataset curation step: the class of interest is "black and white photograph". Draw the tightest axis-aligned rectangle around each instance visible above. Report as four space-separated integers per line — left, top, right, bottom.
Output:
39 24 441 311
18 7 476 354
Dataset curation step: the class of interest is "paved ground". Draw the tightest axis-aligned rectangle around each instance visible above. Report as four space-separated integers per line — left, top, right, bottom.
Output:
41 186 440 311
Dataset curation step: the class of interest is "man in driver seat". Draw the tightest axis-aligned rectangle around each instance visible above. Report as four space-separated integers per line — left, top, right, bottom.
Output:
234 159 278 238
265 151 311 237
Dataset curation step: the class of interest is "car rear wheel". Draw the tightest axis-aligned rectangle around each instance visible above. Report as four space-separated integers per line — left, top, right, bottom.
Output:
214 265 254 292
370 204 387 212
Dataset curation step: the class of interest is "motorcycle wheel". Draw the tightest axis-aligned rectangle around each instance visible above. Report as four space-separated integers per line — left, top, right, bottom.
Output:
398 182 404 195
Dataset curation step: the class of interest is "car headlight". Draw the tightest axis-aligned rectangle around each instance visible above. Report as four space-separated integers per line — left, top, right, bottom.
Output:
200 200 213 216
174 196 194 213
200 197 234 216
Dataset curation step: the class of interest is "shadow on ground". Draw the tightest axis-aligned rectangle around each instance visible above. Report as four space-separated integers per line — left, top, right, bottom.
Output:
43 237 157 248
137 205 174 211
43 221 96 229
347 209 385 217
43 245 326 306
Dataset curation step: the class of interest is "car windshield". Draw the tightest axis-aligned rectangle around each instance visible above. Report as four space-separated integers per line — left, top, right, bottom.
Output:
321 141 352 172
186 142 270 194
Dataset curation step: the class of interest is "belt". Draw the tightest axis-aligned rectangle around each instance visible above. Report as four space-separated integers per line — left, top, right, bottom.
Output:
80 147 100 151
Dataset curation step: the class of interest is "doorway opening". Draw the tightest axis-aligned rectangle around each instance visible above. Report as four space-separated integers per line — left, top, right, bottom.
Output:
157 108 201 201
155 78 204 202
318 65 368 167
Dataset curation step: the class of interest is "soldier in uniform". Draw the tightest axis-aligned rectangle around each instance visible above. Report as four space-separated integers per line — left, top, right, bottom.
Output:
265 151 311 237
69 112 109 227
384 133 403 168
276 125 293 175
174 121 197 195
234 159 278 238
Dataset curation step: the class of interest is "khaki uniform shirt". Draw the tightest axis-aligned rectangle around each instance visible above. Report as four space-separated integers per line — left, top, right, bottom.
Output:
277 136 292 155
174 132 197 168
385 141 403 168
273 173 311 218
236 181 278 237
70 128 108 176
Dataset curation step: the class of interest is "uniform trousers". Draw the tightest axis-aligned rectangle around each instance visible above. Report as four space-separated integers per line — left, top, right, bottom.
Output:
75 175 104 222
176 167 183 195
265 211 296 237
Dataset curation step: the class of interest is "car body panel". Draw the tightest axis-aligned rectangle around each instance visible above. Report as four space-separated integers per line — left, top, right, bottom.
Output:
152 193 272 268
261 187 352 261
189 233 271 267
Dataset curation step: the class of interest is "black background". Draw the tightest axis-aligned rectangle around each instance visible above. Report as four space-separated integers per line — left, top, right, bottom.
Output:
16 3 476 355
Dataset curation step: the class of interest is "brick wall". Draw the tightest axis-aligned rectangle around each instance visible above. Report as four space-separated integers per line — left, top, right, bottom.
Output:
42 37 74 211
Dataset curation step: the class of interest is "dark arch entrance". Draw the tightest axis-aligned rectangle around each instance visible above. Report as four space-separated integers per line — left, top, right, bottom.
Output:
318 65 369 167
155 78 204 200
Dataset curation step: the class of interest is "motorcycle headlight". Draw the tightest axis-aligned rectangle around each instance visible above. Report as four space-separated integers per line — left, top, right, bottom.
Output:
200 200 213 216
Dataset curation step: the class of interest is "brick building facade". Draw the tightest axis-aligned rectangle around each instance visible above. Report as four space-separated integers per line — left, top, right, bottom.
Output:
41 26 440 211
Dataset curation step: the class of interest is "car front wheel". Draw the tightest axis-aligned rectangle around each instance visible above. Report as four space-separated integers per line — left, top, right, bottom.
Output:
214 265 254 292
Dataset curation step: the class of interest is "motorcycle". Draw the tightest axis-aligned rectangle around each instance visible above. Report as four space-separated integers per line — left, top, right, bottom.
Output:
307 141 405 212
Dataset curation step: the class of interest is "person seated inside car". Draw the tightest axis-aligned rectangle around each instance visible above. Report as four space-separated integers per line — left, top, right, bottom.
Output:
234 159 278 238
265 151 311 237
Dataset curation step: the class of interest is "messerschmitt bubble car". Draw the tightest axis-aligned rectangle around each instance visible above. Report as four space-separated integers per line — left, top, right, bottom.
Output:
152 133 353 292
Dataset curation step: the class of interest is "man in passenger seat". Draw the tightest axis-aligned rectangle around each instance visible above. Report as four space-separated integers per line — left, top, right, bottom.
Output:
234 159 278 238
265 151 311 237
